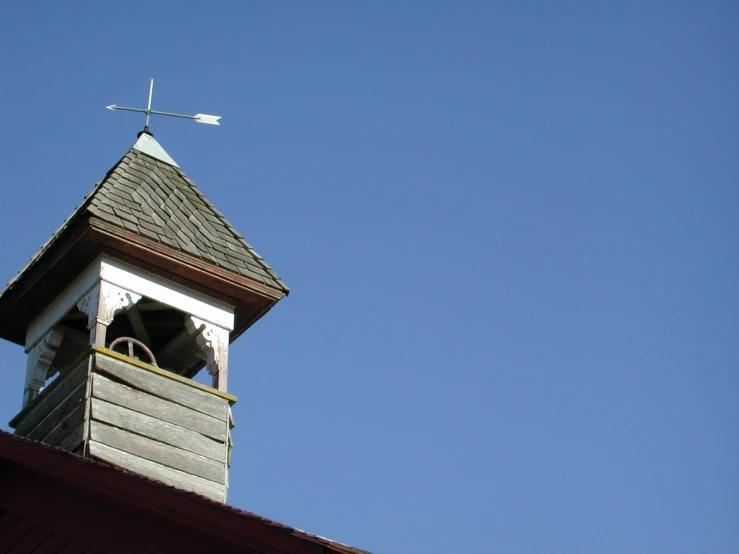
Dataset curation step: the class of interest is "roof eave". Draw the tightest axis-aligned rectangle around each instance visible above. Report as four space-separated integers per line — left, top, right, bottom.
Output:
88 217 288 341
0 216 287 347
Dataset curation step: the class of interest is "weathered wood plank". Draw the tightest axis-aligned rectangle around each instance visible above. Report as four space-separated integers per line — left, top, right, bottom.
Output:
94 353 228 419
88 441 226 502
92 346 236 403
25 380 86 442
13 357 89 436
90 399 225 462
90 421 226 484
92 373 226 441
40 403 86 448
55 421 85 452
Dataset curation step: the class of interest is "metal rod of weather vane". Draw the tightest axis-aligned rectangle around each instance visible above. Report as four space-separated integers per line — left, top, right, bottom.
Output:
105 80 222 126
145 78 154 128
106 105 220 124
106 106 193 119
108 106 147 114
148 109 198 120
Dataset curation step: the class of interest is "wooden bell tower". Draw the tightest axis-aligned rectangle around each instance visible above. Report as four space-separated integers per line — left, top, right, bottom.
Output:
0 131 288 503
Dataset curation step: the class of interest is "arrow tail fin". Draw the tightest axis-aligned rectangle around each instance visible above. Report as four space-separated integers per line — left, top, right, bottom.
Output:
194 114 221 126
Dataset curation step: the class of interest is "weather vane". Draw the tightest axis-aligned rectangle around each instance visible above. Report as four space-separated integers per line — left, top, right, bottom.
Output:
106 79 221 131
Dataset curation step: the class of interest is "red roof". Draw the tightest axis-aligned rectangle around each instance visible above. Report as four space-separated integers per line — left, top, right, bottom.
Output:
0 431 371 554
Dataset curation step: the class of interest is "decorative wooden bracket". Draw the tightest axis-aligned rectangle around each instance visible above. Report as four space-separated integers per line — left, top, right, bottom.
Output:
77 282 142 345
23 328 64 407
185 316 229 391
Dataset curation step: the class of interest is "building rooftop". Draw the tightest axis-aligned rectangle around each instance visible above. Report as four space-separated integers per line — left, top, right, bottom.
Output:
2 133 288 301
0 430 371 554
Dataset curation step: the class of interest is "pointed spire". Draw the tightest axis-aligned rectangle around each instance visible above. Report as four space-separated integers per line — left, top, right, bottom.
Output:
131 132 179 167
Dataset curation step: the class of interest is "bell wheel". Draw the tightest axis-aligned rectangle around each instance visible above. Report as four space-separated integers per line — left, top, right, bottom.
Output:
108 337 158 366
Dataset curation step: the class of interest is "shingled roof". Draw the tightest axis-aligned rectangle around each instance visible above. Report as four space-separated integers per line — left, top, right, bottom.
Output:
2 133 288 298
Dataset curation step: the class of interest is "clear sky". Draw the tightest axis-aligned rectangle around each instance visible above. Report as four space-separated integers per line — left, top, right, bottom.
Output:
0 2 737 553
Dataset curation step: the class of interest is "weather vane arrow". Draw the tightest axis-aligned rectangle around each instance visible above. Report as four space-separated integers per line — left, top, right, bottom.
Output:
106 79 221 130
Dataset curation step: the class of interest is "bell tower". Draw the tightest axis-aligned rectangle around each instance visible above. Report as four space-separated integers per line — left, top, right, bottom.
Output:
0 130 288 503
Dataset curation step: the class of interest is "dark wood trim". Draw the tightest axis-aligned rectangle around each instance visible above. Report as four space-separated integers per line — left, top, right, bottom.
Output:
0 217 90 309
89 217 286 302
0 216 286 346
0 219 95 345
88 217 285 341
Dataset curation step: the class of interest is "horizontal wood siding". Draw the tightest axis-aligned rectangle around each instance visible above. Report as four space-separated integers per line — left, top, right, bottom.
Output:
94 353 229 419
89 399 225 462
25 381 86 442
89 351 232 500
56 421 85 452
88 441 226 502
92 373 226 441
13 357 89 436
41 404 86 449
89 421 226 484
11 350 233 502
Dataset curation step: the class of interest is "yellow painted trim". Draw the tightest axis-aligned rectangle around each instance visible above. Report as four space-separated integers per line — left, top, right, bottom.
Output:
91 345 237 403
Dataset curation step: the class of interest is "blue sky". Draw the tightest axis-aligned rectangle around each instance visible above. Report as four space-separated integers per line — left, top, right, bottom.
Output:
0 2 737 552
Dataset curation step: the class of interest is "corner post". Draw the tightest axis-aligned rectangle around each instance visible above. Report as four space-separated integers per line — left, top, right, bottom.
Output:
77 282 142 346
185 316 230 391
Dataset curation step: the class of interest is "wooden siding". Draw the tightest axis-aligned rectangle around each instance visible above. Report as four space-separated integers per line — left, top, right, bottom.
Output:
89 400 225 463
10 350 233 503
11 357 90 453
93 352 230 419
89 352 231 502
91 372 226 441
89 423 225 483
87 442 226 502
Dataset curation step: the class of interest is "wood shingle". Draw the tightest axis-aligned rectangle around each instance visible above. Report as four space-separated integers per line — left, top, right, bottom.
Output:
2 134 288 298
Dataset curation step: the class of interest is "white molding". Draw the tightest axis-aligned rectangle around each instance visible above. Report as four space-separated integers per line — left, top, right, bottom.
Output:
186 316 230 391
76 282 142 327
25 255 235 352
24 328 64 407
26 261 101 352
77 282 142 345
100 256 234 331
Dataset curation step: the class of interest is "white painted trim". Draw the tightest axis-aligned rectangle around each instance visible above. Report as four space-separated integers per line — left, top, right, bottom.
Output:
24 328 64 407
186 316 230 391
77 281 143 345
26 261 101 352
100 256 234 330
25 255 234 352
